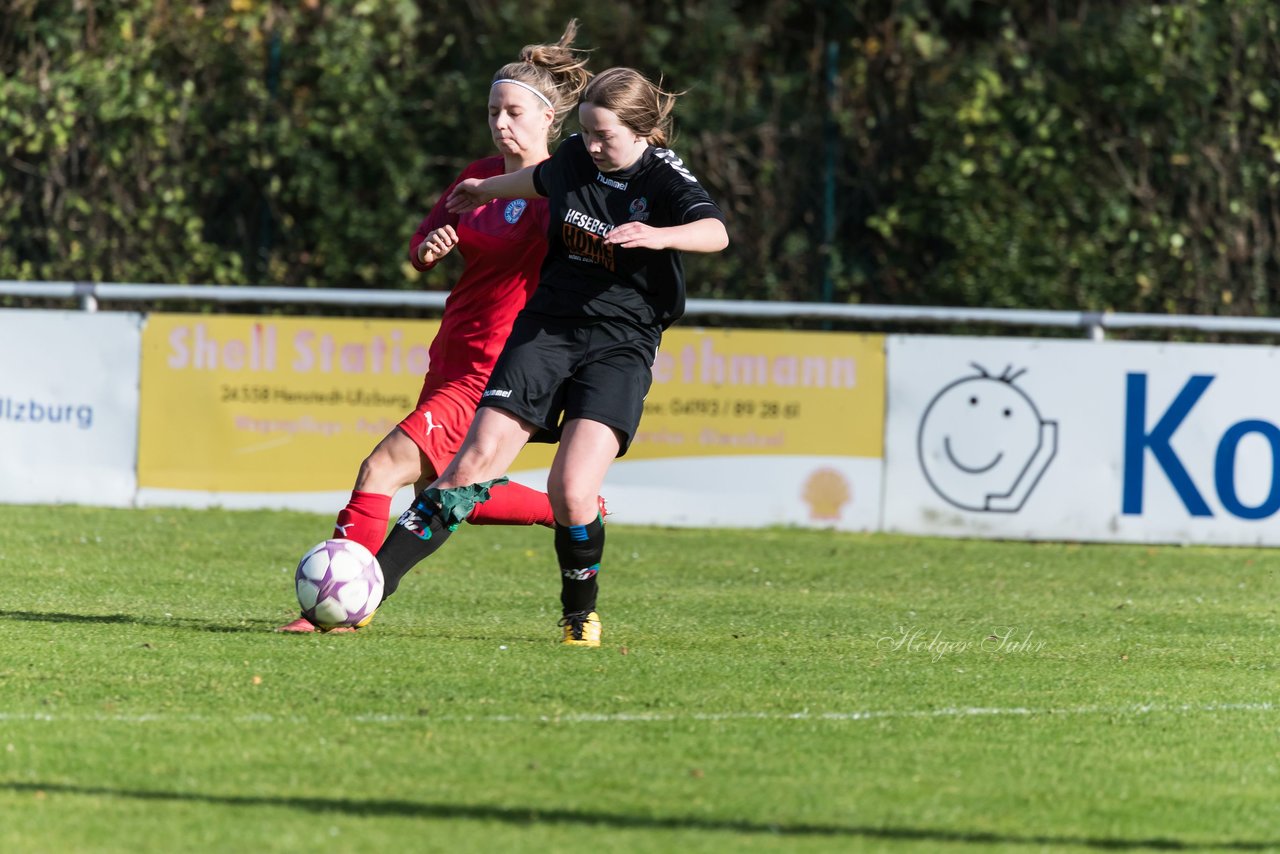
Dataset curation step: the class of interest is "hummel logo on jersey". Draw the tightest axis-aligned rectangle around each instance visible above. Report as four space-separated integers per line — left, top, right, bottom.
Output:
596 172 628 190
483 389 512 398
653 148 699 183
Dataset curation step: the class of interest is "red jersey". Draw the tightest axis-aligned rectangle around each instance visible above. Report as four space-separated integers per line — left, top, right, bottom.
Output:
409 156 549 401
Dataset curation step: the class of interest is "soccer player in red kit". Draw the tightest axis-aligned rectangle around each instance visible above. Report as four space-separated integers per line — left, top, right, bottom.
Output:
278 22 593 632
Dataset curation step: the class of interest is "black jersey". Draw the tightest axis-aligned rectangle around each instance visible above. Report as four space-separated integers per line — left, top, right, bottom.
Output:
530 134 724 329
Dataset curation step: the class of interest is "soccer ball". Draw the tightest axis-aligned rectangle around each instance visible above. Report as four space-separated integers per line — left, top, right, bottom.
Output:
294 539 384 630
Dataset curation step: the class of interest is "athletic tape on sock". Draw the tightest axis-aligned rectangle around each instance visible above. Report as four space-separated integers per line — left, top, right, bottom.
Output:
424 478 509 529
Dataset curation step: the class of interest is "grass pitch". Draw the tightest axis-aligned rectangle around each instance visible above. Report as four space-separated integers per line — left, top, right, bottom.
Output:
0 504 1276 852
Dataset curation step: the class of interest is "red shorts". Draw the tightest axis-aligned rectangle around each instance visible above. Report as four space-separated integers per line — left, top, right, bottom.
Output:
396 381 482 477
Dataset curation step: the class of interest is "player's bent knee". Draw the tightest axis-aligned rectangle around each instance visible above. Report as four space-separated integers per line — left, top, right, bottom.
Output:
356 448 414 494
551 490 604 525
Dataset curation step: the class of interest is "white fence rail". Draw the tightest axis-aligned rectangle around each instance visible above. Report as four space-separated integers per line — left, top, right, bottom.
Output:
9 280 1280 339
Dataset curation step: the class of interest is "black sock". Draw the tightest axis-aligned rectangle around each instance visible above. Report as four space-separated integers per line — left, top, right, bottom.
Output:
555 515 604 615
373 479 508 601
375 493 455 599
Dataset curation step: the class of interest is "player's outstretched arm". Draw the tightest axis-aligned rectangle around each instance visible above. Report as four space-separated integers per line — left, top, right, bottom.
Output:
603 218 729 253
446 166 541 213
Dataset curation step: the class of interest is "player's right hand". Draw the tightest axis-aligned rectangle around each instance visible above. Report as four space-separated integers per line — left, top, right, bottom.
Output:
446 178 488 214
418 225 458 265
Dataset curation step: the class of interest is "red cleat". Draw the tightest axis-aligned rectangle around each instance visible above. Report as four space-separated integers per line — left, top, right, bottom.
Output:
275 616 359 634
275 616 318 633
598 495 610 522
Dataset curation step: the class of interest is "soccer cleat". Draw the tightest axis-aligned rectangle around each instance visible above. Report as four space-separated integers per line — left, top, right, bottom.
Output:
598 495 610 522
275 616 319 633
274 615 363 633
559 610 602 647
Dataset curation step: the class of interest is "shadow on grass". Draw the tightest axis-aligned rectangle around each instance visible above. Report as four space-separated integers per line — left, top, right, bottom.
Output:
0 781 1272 850
0 609 271 634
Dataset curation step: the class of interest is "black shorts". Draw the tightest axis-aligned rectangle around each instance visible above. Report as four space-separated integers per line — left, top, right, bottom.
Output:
477 312 658 456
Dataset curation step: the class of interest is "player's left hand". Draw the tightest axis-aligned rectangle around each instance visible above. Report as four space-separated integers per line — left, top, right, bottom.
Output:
603 222 668 250
447 178 489 214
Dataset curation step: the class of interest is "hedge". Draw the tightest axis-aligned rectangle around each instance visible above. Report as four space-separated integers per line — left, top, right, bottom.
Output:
3 1 1279 318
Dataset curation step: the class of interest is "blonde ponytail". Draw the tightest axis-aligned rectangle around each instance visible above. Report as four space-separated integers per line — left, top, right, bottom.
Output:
492 20 592 140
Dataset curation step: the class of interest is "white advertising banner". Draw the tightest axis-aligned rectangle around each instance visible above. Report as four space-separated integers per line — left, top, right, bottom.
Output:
884 335 1280 545
0 310 141 506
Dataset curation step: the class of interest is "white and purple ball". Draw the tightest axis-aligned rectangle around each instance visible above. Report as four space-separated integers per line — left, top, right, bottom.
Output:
294 539 384 630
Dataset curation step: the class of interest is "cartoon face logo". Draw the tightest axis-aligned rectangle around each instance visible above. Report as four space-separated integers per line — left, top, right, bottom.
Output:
917 365 1058 512
504 199 527 224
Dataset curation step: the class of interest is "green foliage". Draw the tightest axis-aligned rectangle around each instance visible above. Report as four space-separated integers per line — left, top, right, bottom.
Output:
4 2 1280 315
844 1 1280 314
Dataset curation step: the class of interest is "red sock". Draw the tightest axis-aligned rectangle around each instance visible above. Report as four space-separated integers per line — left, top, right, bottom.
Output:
467 481 555 527
333 490 393 553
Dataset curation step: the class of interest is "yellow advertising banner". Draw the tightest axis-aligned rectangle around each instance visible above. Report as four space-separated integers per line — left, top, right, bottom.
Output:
138 314 883 493
139 314 456 491
638 327 883 459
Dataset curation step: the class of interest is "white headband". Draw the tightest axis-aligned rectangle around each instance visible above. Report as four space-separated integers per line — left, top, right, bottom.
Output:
491 78 554 110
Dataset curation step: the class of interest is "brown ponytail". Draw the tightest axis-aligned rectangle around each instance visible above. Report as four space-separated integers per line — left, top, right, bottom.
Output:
581 67 680 148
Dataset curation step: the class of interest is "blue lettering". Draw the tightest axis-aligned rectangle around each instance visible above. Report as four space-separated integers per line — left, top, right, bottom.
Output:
1214 420 1280 519
1122 373 1213 517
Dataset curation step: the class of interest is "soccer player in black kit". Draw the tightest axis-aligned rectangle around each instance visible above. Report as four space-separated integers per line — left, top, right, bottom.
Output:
373 67 730 646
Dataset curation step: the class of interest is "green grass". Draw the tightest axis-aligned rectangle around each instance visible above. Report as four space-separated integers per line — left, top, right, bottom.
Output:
0 505 1277 852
